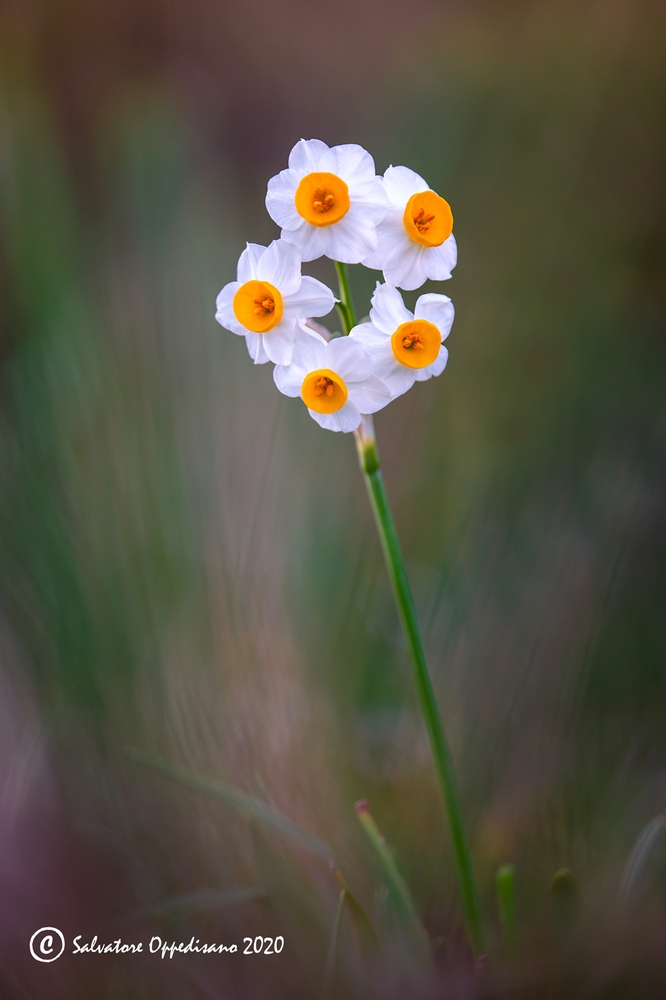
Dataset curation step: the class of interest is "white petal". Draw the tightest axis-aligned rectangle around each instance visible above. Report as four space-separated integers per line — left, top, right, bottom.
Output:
281 196 384 263
321 211 377 264
237 243 266 282
215 281 244 334
290 323 328 373
256 239 301 295
273 359 305 397
428 345 449 375
416 347 449 382
261 320 298 365
304 318 333 341
429 345 449 377
383 242 427 291
347 375 392 414
370 283 412 334
348 321 387 346
244 330 271 365
326 336 374 382
265 172 302 230
364 347 417 398
309 400 361 433
283 223 331 263
342 321 420 397
362 210 409 269
382 165 428 207
288 138 335 173
285 275 336 318
415 345 448 381
348 323 394 363
332 143 377 184
414 293 454 339
348 179 388 223
420 234 457 281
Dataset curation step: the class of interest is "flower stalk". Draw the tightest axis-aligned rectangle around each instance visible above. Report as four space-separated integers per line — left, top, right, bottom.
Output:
333 260 357 335
339 262 486 958
496 863 518 961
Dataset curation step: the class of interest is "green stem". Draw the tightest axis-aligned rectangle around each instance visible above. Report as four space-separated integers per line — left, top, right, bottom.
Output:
333 263 486 956
355 426 487 957
334 261 357 335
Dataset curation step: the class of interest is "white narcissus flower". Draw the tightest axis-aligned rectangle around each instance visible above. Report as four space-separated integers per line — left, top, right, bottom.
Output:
215 240 335 365
364 166 457 290
265 139 388 264
349 283 453 398
273 324 391 433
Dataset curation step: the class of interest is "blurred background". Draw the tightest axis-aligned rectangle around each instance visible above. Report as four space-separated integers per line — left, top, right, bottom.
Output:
1 0 665 995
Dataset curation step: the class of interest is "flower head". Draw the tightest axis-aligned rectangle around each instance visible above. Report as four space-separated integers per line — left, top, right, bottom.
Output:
349 283 453 398
215 240 335 365
273 324 391 432
364 166 457 290
266 139 388 264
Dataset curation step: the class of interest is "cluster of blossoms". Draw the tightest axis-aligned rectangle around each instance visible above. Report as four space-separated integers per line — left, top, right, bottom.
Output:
216 139 456 433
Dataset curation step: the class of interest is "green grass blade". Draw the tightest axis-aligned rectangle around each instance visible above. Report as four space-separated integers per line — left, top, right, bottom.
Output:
129 748 334 861
354 799 430 960
332 867 381 953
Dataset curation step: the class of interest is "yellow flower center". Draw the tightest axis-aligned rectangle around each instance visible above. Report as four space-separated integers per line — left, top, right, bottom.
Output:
232 279 283 333
403 191 453 248
391 320 441 369
301 368 349 413
295 172 351 227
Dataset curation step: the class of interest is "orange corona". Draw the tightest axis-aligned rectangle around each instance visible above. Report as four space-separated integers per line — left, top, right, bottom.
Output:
301 368 348 413
403 191 453 248
295 172 351 227
233 280 283 333
391 320 441 369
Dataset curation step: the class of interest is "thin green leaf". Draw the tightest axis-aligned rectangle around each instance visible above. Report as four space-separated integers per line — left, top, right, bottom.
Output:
128 748 334 861
332 867 381 953
354 799 430 961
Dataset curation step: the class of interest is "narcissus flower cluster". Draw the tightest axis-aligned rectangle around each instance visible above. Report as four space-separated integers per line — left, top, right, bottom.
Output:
215 139 456 432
